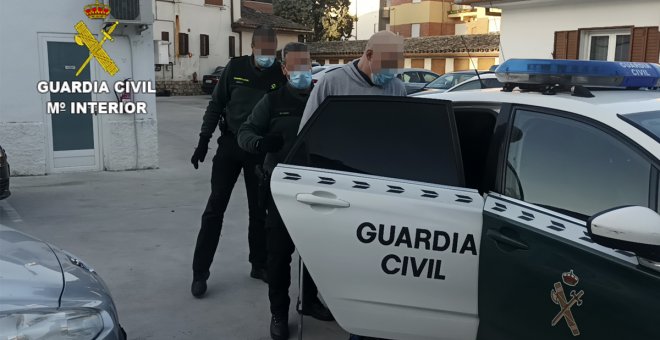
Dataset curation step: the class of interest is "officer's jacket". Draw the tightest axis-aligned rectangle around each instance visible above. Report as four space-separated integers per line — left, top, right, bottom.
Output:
200 55 286 139
237 84 310 174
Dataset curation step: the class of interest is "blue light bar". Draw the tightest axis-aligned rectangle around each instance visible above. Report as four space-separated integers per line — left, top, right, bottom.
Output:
495 59 660 88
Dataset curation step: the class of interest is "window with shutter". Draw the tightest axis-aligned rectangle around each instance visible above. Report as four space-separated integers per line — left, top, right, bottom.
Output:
631 27 660 62
161 31 169 42
178 33 189 56
200 34 209 57
553 30 579 60
205 0 223 6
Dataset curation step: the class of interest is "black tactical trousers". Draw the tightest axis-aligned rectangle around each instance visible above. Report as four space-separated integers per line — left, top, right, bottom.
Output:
192 134 267 275
266 195 318 317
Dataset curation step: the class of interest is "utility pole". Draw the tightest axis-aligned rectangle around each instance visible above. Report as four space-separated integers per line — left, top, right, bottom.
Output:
355 0 358 40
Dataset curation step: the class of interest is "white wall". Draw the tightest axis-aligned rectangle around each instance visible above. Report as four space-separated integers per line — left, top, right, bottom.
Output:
240 30 301 56
0 0 158 175
499 0 660 61
349 0 381 40
154 0 238 80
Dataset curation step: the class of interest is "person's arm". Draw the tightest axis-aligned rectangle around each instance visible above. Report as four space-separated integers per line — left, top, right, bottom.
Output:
191 60 233 168
394 78 407 97
200 60 233 140
238 94 271 154
298 77 330 133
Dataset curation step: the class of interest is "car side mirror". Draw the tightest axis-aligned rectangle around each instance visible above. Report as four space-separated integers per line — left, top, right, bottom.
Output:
588 206 660 272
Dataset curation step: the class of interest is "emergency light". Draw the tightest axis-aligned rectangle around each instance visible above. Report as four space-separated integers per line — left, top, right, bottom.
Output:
495 59 660 88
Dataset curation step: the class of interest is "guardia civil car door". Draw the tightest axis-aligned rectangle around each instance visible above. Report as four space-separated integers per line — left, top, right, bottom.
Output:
271 96 484 340
478 105 660 340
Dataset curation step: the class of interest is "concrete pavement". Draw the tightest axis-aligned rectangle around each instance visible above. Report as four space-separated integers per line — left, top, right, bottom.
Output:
0 95 348 340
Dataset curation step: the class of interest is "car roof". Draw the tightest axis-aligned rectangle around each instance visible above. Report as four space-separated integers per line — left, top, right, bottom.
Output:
444 73 500 92
463 73 498 81
399 68 435 73
418 88 660 157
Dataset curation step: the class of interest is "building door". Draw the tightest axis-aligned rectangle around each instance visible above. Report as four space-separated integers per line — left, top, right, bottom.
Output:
431 58 446 75
45 40 100 172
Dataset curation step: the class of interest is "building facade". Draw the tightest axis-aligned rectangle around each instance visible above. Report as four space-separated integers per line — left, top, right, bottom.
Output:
153 0 236 86
310 33 499 74
461 0 660 63
0 0 158 175
386 0 500 38
154 0 310 95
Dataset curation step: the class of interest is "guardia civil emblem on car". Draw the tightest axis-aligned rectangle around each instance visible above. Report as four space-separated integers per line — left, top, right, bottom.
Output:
551 270 585 336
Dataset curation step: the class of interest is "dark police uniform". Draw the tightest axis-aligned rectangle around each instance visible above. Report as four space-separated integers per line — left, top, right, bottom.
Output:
238 84 318 318
193 55 286 279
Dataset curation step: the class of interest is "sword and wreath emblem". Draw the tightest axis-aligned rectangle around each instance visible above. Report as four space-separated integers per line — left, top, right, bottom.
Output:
551 269 584 336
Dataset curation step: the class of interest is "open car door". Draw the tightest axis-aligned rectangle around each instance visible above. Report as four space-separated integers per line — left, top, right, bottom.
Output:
271 96 484 340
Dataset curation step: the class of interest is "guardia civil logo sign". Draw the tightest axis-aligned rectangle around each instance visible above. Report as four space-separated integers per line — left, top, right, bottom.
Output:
74 0 119 77
551 270 585 336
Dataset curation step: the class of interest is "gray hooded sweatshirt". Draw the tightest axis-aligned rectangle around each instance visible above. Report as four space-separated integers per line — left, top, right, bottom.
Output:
298 60 407 132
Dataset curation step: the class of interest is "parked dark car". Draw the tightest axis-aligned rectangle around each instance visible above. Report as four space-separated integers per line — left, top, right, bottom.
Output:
0 224 126 339
0 145 9 200
201 66 225 94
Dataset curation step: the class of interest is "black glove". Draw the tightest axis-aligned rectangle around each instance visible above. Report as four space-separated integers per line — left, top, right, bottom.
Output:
191 137 210 169
257 135 284 153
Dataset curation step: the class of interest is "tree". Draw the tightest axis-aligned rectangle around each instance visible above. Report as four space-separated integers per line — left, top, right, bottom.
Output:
274 0 355 41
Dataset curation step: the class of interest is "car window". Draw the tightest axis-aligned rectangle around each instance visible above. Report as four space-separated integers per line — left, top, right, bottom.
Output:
457 74 476 85
289 97 463 186
621 110 660 142
421 72 438 83
402 72 421 83
451 80 482 91
505 109 651 219
426 74 456 89
483 78 503 88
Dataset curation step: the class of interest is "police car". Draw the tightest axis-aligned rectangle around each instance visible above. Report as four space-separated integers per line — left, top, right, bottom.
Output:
271 59 660 340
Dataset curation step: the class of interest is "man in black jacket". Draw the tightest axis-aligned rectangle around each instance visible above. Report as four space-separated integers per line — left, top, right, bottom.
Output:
238 42 333 340
190 25 286 298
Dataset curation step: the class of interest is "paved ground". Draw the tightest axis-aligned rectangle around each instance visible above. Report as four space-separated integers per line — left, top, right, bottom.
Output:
0 95 348 340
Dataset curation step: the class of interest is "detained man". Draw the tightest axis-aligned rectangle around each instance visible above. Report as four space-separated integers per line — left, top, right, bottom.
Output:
297 30 406 340
238 42 334 340
298 30 406 132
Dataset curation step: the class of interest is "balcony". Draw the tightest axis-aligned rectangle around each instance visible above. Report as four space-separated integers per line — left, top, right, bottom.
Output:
448 8 478 19
448 6 500 21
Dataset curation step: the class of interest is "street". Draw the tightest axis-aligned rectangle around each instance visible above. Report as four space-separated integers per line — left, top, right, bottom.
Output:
0 96 348 340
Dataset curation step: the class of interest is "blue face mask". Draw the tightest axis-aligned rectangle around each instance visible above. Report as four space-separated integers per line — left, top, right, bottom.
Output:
369 60 398 86
371 68 398 86
288 70 312 89
255 55 275 68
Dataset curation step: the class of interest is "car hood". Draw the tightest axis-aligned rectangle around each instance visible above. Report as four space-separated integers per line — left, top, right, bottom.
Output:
0 225 63 312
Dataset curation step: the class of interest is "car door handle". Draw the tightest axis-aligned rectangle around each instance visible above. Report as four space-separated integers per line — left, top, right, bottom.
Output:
296 193 350 208
487 229 529 250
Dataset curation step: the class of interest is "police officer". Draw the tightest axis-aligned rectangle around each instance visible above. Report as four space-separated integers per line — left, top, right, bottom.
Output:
190 25 286 298
238 42 333 340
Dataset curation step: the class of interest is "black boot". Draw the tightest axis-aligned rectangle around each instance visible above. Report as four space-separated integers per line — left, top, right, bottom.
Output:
250 264 268 283
191 271 209 298
301 299 334 321
270 315 289 340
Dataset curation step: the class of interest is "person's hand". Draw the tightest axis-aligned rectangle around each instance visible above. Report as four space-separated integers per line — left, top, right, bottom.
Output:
191 138 209 169
257 135 284 153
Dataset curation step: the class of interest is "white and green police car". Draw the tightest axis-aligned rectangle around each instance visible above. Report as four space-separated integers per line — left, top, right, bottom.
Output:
271 59 660 340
